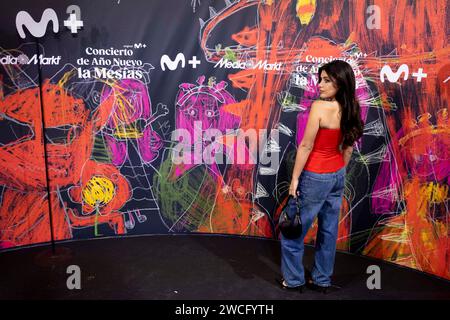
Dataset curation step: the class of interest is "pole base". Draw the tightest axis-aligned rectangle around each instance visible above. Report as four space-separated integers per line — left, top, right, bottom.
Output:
34 246 73 267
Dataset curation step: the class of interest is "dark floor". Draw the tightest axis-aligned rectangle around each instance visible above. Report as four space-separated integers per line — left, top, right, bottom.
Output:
0 234 449 300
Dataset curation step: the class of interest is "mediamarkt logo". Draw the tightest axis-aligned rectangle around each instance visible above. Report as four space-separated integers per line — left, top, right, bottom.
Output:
0 54 61 65
214 58 282 71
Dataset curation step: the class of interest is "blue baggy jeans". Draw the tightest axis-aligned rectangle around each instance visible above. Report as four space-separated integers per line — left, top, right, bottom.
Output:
281 167 345 287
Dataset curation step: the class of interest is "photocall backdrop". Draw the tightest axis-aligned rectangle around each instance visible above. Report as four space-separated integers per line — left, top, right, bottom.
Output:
0 0 448 281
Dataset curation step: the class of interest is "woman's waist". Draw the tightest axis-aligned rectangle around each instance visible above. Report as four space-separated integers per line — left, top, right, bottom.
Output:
302 166 346 178
304 151 344 172
308 149 343 159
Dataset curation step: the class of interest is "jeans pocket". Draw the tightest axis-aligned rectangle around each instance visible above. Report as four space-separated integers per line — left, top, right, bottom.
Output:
298 175 326 202
328 175 345 199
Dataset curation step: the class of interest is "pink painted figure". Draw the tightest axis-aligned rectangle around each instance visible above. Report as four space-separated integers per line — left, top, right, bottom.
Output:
102 79 166 166
174 76 242 177
372 110 449 215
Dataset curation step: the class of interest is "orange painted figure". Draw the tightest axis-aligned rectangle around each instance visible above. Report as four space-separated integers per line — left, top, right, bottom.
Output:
364 107 450 279
0 78 130 248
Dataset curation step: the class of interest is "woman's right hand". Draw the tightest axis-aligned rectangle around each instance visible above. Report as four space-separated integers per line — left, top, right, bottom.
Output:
289 179 299 198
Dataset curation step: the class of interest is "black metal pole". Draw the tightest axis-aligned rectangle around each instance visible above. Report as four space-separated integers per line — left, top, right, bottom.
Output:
35 39 56 255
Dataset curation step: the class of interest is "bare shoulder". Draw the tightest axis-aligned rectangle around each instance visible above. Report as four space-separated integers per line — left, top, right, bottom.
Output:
310 99 326 110
309 100 328 115
312 100 340 112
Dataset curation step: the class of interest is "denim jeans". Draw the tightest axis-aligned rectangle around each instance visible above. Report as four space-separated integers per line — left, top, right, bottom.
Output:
281 167 345 287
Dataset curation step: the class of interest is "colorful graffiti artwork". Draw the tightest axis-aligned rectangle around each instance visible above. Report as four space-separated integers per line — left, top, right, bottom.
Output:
0 0 448 280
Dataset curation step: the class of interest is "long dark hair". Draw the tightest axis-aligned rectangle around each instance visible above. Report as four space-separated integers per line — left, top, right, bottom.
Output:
318 60 364 147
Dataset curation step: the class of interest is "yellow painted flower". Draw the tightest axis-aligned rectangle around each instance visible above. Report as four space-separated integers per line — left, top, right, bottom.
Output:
82 176 115 207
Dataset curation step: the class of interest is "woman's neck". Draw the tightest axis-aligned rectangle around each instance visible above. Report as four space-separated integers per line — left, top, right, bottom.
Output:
320 97 336 102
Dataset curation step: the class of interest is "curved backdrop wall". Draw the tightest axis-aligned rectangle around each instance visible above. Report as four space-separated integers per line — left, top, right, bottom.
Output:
0 0 448 280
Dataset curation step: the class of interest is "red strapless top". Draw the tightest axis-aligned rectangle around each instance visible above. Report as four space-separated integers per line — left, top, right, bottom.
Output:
303 128 344 173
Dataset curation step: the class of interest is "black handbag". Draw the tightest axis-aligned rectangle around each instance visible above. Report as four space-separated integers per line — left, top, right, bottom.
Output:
278 196 302 239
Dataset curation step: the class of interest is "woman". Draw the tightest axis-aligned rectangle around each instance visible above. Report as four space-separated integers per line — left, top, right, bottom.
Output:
279 60 364 293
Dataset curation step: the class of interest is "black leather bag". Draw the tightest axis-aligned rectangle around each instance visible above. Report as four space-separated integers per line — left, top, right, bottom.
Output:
278 196 302 239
